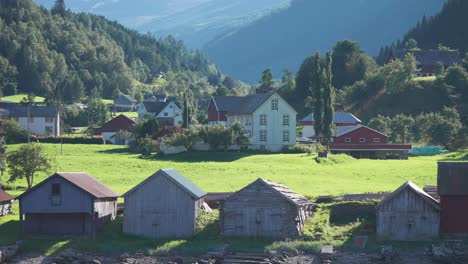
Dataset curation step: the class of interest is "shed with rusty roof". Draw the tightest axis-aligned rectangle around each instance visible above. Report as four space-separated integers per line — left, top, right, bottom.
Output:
220 178 314 238
376 181 440 241
0 189 13 216
123 169 206 238
17 172 119 237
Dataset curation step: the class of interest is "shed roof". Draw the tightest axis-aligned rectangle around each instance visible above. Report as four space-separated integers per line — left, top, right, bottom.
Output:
0 189 13 203
302 112 362 124
212 91 275 115
123 169 206 199
437 162 468 195
17 172 119 200
376 181 440 210
9 106 59 117
392 50 462 66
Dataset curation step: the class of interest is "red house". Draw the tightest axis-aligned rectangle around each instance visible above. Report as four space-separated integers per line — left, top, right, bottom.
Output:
438 162 468 237
94 114 135 144
330 125 411 159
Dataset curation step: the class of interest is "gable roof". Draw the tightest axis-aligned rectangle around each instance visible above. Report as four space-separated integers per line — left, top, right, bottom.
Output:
144 93 167 102
123 168 206 199
0 189 13 203
95 114 135 134
17 172 119 200
141 101 175 115
376 181 440 210
302 112 362 124
9 106 59 117
392 50 462 66
212 91 276 115
335 125 388 138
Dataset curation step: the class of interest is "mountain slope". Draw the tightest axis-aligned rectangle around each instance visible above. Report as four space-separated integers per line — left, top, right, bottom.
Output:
203 0 446 83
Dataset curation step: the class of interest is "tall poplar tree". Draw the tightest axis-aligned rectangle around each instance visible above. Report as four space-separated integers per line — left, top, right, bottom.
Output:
311 52 323 141
322 52 335 147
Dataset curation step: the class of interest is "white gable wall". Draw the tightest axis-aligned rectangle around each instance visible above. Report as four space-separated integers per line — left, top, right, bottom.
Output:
155 101 183 126
14 114 60 136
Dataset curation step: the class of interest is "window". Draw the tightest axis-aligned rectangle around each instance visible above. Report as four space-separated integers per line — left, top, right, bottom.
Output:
28 117 34 123
283 130 289 142
260 114 267 125
51 183 61 206
260 130 267 142
271 99 278 110
374 138 380 143
164 112 168 117
345 138 351 143
45 116 54 123
45 126 53 134
359 138 366 143
283 115 289 126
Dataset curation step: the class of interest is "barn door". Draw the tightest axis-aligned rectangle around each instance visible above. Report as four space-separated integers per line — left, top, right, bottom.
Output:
150 212 176 238
255 208 283 237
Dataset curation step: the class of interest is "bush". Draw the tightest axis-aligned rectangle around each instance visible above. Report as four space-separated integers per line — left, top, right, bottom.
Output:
287 143 326 154
32 135 104 144
129 136 160 156
165 129 200 151
1 120 28 143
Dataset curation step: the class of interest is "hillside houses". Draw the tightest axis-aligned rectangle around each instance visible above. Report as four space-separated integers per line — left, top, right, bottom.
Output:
387 50 463 76
17 172 118 237
137 101 182 126
208 91 297 152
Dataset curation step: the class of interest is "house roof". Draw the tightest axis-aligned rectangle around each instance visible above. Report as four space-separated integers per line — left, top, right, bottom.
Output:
392 50 463 66
123 169 206 199
302 112 362 124
376 181 440 210
118 94 137 104
212 91 276 115
144 93 167 102
0 189 13 203
8 106 59 117
17 172 119 200
94 114 135 134
142 101 172 115
335 125 388 138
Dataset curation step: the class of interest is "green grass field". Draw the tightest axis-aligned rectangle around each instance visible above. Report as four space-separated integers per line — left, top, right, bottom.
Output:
0 144 466 255
1 94 46 103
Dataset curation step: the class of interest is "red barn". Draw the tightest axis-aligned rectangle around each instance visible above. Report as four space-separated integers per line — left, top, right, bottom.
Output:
438 162 468 237
94 114 135 144
330 125 411 159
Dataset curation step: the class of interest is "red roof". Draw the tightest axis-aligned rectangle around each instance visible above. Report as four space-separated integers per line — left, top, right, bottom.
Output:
94 114 135 134
330 143 412 150
0 189 13 203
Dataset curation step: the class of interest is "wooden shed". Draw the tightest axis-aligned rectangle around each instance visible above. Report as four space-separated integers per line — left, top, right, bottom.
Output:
220 178 313 238
17 172 119 237
123 168 206 238
0 189 13 216
438 162 468 236
376 181 440 241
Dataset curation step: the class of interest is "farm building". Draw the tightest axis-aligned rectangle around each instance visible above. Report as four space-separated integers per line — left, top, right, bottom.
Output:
114 94 138 111
94 114 135 144
438 162 468 237
17 172 119 237
221 178 313 238
301 112 362 138
376 181 440 241
123 169 207 238
0 189 13 216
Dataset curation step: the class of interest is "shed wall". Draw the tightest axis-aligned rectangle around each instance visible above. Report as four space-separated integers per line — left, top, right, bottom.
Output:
440 196 468 235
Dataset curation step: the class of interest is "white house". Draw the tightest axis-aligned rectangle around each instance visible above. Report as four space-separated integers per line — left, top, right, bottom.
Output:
207 91 297 152
9 106 60 136
137 101 183 126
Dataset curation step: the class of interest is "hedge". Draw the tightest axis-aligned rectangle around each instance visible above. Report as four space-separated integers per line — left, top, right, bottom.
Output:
31 135 104 144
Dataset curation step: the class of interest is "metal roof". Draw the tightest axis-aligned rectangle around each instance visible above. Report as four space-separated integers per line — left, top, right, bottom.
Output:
335 125 388 138
123 169 206 199
302 112 362 124
212 91 275 115
142 101 172 115
392 50 463 66
8 106 59 117
94 114 135 134
376 181 440 210
56 172 119 198
0 189 13 203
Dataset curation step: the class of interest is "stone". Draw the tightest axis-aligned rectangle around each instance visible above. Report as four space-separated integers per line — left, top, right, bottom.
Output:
92 259 102 264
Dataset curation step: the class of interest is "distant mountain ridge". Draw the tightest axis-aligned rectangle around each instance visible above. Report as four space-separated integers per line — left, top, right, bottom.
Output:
202 0 447 83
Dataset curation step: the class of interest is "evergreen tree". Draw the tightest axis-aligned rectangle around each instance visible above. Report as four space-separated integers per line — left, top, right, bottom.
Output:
213 84 231 96
52 0 66 17
311 52 323 141
182 89 195 128
322 52 335 146
259 68 275 92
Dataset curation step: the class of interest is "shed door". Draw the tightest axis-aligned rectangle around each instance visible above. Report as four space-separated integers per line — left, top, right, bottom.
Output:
26 213 86 236
255 208 283 237
150 212 176 238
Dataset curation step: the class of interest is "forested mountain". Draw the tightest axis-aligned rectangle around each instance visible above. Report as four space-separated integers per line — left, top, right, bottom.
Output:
377 0 468 64
0 0 221 106
34 0 291 48
203 0 446 83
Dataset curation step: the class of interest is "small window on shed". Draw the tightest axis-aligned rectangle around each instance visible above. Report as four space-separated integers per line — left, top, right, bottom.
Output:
359 138 366 143
374 138 380 143
345 138 351 143
51 183 62 206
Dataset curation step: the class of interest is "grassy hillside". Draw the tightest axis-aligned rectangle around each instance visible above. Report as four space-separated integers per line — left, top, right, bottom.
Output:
1 94 45 103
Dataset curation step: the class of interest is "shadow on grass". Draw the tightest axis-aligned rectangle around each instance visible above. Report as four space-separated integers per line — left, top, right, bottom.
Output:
156 151 271 163
96 148 135 155
0 220 19 245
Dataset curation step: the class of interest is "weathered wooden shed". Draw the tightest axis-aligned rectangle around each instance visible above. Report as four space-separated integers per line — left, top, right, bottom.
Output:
0 189 13 216
220 178 314 238
123 168 207 238
438 162 468 236
17 172 119 237
376 181 440 241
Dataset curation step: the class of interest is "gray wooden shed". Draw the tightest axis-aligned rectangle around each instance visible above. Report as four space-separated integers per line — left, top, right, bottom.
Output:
123 168 207 238
17 172 119 237
376 181 440 241
221 178 314 238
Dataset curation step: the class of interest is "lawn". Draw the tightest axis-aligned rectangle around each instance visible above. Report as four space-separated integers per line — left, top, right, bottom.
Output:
119 111 139 118
0 144 466 255
1 94 45 103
